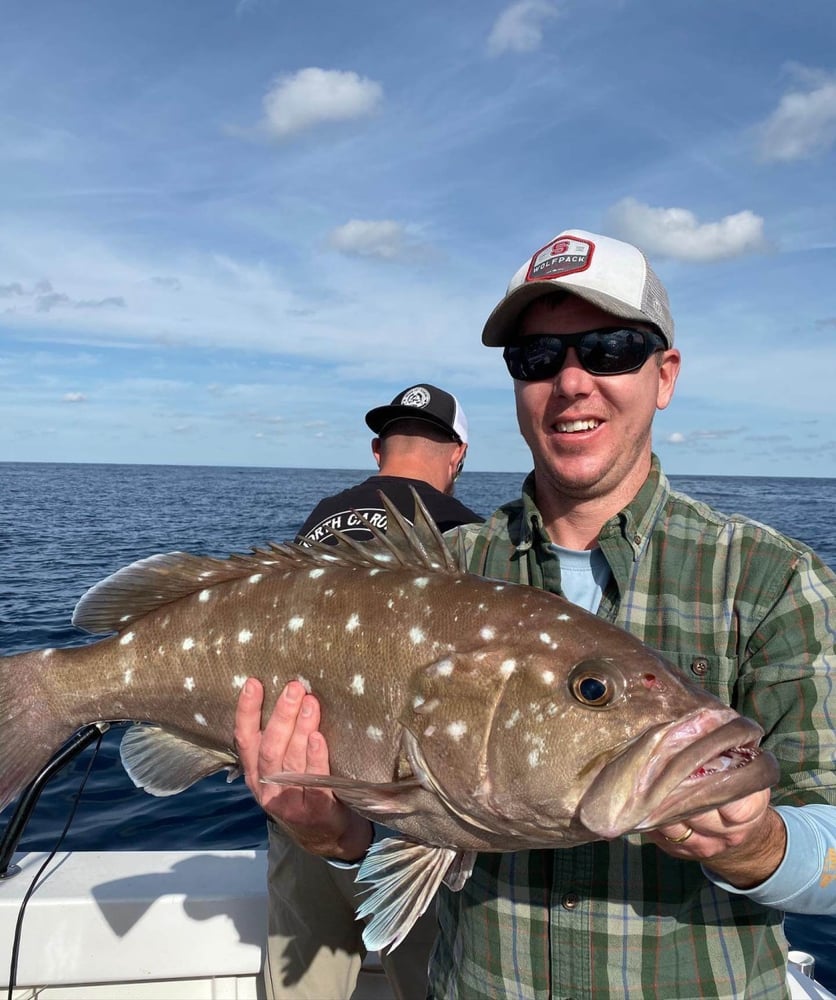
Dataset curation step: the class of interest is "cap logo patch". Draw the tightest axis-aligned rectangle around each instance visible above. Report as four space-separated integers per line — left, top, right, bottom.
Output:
527 236 594 283
399 386 431 409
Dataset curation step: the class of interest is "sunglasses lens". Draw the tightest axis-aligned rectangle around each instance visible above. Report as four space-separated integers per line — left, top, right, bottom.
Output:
503 339 566 380
504 329 662 380
578 329 649 374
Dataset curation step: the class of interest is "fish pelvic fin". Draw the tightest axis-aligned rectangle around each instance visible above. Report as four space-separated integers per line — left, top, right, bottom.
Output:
356 837 476 953
260 771 424 818
120 725 239 796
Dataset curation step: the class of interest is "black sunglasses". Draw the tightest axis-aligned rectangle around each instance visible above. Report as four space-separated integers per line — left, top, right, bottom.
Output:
503 328 667 381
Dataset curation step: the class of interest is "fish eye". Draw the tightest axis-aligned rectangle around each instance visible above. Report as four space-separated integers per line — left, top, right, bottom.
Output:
568 660 623 709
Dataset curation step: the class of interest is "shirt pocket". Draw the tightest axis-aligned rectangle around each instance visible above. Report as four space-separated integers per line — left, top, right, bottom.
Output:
654 649 739 705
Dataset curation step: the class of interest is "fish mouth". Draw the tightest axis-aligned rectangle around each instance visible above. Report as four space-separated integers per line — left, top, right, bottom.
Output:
578 710 779 839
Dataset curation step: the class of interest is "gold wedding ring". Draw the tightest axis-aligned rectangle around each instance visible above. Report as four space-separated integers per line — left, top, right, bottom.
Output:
663 826 694 843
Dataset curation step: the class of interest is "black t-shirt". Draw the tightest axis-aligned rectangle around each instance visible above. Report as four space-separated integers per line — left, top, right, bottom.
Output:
295 475 483 544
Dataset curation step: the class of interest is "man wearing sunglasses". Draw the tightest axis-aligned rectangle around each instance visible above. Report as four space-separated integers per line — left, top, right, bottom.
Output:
235 230 836 999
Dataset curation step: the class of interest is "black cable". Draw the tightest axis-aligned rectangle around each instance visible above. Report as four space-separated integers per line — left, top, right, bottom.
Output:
6 727 105 1000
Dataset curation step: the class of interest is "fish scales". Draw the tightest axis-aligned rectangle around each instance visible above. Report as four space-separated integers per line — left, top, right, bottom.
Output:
0 489 780 953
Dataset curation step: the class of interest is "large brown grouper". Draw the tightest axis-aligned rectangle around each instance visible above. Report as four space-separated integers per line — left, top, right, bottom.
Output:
0 492 778 950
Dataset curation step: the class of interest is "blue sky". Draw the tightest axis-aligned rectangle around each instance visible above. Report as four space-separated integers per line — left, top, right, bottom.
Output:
1 0 834 476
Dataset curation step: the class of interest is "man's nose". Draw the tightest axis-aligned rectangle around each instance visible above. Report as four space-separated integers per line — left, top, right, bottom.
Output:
551 347 592 394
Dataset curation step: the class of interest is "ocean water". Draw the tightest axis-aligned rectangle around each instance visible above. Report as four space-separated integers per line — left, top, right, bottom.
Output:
1 462 834 985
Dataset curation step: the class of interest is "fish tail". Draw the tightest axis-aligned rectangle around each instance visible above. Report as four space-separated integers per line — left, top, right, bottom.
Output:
0 649 76 813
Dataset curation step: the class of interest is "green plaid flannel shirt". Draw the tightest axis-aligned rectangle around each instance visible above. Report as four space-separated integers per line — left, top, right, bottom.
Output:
429 456 836 1000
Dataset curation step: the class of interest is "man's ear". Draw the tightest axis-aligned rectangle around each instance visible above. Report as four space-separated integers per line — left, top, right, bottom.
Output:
371 437 383 467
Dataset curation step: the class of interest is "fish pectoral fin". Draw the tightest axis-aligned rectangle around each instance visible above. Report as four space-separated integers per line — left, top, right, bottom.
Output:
261 771 423 817
120 725 239 796
355 837 475 953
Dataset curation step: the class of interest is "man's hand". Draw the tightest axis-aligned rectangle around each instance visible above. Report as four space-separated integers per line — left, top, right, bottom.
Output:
648 789 786 889
234 678 373 861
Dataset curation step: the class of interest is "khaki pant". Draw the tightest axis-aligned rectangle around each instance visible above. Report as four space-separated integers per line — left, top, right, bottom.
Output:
264 821 436 1000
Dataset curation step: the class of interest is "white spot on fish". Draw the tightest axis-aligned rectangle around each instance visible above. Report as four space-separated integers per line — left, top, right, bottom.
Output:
238 629 253 644
541 670 555 684
494 585 505 591
446 721 467 742
248 573 263 584
184 677 195 692
288 616 304 631
157 645 165 655
194 713 208 727
500 659 517 678
182 637 195 651
232 675 247 690
525 733 546 768
366 726 384 742
480 626 496 640
424 725 436 737
325 588 335 597
297 676 312 693
369 568 382 576
346 613 360 632
198 590 211 603
505 709 521 729
120 632 135 646
539 633 552 645
434 659 454 676
413 695 425 709
557 613 571 621
119 614 131 623
387 599 395 609
413 577 429 588
199 571 212 579
410 627 426 645
123 669 133 686
351 674 365 696
309 568 325 579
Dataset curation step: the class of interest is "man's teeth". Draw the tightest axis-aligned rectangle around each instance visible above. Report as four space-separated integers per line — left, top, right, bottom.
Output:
556 419 600 433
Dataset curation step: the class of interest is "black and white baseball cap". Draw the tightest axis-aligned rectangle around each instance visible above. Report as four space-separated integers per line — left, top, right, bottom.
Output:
365 384 469 444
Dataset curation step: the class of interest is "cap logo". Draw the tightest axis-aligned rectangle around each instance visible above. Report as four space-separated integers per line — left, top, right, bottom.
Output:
399 386 431 409
526 236 594 283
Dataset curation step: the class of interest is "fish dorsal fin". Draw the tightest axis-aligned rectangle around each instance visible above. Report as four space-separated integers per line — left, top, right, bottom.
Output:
259 488 460 575
355 837 475 952
72 550 288 634
375 488 461 573
72 489 460 635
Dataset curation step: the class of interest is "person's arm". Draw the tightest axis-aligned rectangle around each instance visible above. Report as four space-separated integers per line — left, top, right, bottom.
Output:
701 804 836 913
234 678 373 861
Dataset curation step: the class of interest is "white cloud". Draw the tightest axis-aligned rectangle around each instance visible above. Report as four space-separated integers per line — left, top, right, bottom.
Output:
757 66 836 161
607 198 767 262
62 392 86 403
328 219 409 259
259 68 383 140
487 0 559 55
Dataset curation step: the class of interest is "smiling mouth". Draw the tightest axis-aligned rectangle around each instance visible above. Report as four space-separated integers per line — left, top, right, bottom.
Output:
555 419 601 433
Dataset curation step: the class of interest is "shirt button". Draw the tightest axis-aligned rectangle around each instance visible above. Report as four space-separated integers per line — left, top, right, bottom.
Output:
690 657 709 677
561 892 579 910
